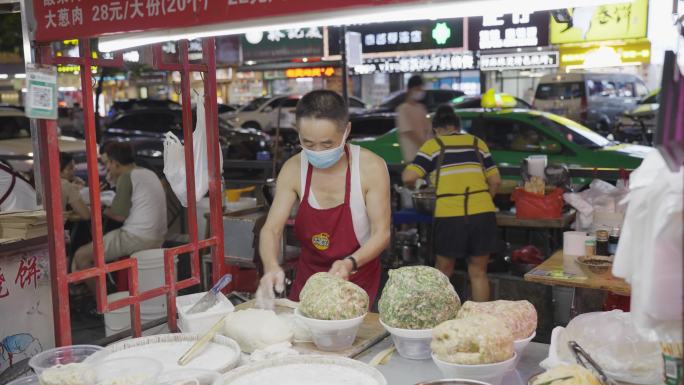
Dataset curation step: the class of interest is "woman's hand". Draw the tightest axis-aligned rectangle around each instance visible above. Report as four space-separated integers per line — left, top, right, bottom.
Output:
328 258 354 280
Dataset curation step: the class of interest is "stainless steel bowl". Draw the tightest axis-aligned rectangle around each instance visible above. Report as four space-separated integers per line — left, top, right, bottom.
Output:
412 191 436 215
416 380 492 385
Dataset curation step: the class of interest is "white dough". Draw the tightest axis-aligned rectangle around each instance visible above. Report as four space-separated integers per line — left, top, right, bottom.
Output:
223 309 293 353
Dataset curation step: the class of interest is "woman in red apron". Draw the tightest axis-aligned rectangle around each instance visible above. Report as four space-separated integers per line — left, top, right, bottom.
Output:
256 90 390 309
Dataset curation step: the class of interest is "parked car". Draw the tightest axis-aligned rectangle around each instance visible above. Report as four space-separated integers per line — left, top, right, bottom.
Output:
106 99 182 123
451 94 532 109
225 95 367 132
0 107 87 176
615 88 659 145
352 108 651 185
372 89 465 113
533 72 649 135
102 108 271 174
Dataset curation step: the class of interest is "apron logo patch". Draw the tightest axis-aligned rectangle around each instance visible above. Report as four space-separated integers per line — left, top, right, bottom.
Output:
312 233 330 251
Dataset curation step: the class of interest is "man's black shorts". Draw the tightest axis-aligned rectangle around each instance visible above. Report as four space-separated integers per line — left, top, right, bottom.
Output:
434 212 498 259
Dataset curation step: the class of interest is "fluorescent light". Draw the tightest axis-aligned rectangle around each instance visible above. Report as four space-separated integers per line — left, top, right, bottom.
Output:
99 0 625 52
245 60 256 65
14 73 26 79
302 57 309 63
0 74 8 79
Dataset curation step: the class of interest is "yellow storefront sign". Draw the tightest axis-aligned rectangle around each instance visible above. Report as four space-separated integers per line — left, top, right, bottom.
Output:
559 40 650 69
550 0 648 44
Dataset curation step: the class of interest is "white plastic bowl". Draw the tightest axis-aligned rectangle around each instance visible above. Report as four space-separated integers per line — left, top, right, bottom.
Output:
431 352 517 385
294 308 366 351
379 318 433 360
29 344 104 376
512 331 536 368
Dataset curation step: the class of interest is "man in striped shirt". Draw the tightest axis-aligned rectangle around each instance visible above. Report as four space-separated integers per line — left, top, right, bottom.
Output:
403 105 501 301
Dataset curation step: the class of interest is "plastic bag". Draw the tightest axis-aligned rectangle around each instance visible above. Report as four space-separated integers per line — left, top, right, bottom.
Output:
541 310 664 385
511 187 564 219
163 95 222 207
563 179 629 231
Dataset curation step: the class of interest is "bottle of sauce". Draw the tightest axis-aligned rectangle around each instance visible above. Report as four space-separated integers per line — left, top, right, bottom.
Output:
596 230 610 256
608 227 621 255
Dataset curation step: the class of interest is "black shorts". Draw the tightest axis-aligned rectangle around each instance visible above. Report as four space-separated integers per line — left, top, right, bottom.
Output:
434 212 498 259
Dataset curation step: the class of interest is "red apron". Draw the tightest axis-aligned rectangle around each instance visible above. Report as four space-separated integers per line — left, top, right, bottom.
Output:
289 146 381 307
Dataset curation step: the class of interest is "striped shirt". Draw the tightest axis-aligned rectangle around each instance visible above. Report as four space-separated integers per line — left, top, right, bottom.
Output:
406 133 499 217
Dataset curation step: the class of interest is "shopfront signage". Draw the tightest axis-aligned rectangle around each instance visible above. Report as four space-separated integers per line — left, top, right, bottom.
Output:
31 0 426 42
351 53 476 75
550 0 648 44
480 51 559 71
241 28 324 61
328 19 464 55
286 67 336 78
559 40 650 69
468 12 549 50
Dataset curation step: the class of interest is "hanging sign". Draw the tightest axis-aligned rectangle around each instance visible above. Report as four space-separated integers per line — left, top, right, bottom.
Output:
241 28 324 61
480 51 559 71
25 64 58 120
31 0 425 42
351 53 476 75
468 12 549 50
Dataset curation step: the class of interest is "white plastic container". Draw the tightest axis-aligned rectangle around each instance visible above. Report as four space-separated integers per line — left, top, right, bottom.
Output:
431 353 517 385
104 291 169 337
379 319 432 360
512 332 536 369
294 308 366 352
132 248 175 311
157 369 223 385
176 291 235 333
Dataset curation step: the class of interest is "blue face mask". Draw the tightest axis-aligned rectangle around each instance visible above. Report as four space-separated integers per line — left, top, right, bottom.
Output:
301 131 348 169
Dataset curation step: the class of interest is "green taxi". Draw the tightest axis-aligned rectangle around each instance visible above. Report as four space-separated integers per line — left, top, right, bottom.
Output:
352 108 651 184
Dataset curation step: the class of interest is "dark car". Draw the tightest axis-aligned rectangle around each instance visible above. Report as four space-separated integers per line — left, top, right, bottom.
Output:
372 89 465 113
106 99 182 123
102 108 271 174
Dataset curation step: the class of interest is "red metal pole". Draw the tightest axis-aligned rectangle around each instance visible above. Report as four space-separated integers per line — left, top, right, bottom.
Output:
202 37 225 284
79 39 108 312
36 44 72 346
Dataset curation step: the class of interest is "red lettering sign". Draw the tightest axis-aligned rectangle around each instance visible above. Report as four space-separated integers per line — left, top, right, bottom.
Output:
0 268 8 298
31 0 423 42
14 257 40 290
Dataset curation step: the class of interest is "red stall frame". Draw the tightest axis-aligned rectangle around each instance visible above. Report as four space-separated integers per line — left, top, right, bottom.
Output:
35 38 225 346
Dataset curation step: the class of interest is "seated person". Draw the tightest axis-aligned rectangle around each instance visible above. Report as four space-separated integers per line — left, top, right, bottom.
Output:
72 142 167 294
60 152 90 221
510 128 541 152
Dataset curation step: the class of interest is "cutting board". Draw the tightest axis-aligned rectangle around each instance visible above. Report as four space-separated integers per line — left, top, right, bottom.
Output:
234 299 388 358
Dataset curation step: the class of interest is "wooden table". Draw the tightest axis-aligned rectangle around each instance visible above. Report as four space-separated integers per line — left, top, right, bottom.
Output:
496 211 576 257
524 250 630 295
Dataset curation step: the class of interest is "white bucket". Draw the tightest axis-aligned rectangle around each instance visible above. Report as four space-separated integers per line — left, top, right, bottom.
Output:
132 248 176 313
104 291 170 337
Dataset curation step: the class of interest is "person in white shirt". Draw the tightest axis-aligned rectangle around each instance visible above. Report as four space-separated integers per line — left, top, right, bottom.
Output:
396 75 431 163
72 142 167 294
0 162 38 212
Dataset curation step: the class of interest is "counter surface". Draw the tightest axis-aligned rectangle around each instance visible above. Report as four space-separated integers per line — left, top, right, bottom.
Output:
357 337 548 385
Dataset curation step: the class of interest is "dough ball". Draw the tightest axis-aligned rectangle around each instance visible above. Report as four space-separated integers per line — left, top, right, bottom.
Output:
457 300 537 340
431 314 514 365
223 309 293 353
299 272 368 320
379 266 460 329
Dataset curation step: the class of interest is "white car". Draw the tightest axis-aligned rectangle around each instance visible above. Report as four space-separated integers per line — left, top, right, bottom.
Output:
0 107 87 174
222 95 367 133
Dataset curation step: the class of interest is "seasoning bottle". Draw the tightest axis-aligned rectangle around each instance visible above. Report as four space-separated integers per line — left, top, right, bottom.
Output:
585 237 596 257
608 227 621 255
596 230 610 256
